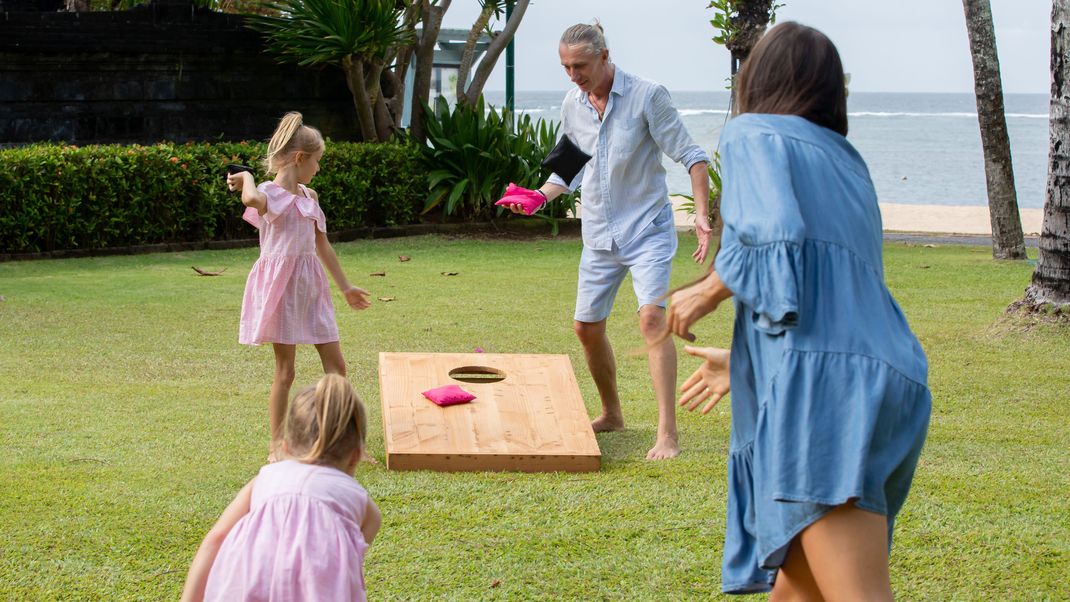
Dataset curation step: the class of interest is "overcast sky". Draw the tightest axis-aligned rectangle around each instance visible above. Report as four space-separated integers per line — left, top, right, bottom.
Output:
440 0 1051 94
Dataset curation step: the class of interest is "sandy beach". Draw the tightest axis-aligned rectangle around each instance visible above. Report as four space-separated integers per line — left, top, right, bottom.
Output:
669 196 1044 236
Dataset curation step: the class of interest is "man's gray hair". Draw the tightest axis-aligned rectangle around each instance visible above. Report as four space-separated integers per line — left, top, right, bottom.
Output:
560 21 608 56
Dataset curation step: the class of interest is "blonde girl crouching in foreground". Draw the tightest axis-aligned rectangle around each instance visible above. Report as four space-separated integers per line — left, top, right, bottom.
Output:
181 374 381 602
227 111 371 461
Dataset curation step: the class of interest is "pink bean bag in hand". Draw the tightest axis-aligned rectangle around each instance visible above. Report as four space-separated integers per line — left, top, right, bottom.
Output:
494 183 546 216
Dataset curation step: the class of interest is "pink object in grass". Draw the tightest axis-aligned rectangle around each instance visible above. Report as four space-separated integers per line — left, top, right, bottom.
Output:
474 347 484 353
494 183 546 216
422 385 476 407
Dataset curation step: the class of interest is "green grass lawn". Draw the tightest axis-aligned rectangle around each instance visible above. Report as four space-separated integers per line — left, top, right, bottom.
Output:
0 234 1066 600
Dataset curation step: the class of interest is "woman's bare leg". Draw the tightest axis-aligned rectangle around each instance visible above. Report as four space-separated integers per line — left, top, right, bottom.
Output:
770 538 824 602
783 502 894 602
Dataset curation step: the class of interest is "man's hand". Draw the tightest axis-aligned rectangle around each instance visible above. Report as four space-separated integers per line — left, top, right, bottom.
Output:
495 184 547 216
692 219 712 264
344 286 371 310
678 346 731 414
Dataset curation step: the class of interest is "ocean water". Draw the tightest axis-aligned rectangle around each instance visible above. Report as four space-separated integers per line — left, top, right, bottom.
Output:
483 90 1049 208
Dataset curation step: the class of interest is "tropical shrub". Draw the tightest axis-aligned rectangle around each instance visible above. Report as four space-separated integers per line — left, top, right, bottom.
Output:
421 95 579 230
0 141 424 254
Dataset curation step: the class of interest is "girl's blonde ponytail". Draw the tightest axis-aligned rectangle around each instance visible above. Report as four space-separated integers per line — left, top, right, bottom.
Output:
261 111 325 176
285 374 367 466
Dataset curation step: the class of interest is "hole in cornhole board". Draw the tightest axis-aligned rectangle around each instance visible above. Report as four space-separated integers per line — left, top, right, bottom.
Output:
379 352 601 473
449 366 506 384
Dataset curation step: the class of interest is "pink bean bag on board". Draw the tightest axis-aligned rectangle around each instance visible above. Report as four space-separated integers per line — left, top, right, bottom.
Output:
422 385 476 407
494 183 546 216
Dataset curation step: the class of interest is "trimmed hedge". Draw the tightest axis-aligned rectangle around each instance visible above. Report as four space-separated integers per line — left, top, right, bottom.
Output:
0 141 426 253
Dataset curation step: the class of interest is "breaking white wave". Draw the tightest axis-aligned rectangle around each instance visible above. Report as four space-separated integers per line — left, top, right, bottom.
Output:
849 111 1046 119
679 109 731 116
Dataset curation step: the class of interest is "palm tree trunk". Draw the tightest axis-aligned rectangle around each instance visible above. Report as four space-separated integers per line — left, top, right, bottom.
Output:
342 56 377 142
383 2 422 132
962 0 1028 260
410 0 451 143
1024 0 1070 306
456 3 495 106
362 60 390 141
464 0 529 108
726 0 773 75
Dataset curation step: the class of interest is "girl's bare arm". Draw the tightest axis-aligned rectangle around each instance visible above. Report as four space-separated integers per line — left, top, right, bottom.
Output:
180 479 255 602
361 498 382 545
227 171 267 213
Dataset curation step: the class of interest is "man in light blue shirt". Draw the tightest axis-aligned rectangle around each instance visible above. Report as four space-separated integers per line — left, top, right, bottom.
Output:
506 22 711 459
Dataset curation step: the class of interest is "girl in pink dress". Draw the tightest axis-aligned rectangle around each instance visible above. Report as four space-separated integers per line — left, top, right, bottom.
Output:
226 112 371 460
181 374 381 602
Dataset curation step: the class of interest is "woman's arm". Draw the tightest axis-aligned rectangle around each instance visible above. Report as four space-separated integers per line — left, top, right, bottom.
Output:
361 498 382 545
666 270 734 341
226 171 267 213
678 346 731 415
180 479 255 602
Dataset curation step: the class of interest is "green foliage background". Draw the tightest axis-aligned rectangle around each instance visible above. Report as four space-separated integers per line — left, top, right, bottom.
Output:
0 141 426 254
421 96 580 228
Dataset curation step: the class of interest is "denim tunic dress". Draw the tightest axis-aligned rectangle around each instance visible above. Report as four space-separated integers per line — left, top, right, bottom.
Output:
714 114 932 594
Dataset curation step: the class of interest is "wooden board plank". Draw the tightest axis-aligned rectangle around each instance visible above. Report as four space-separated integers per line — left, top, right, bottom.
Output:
379 352 600 472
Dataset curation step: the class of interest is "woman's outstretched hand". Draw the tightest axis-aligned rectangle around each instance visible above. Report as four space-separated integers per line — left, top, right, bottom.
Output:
344 286 371 310
678 346 731 414
666 271 732 341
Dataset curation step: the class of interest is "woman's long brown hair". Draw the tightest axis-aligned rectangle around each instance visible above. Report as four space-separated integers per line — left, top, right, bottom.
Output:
735 21 849 136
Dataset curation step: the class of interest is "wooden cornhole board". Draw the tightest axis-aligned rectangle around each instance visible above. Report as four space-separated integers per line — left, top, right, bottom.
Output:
378 352 601 472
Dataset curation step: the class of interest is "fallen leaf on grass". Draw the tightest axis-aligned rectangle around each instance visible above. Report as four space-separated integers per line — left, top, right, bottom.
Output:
918 264 931 269
441 271 459 276
370 271 386 277
192 266 227 276
490 579 502 588
924 244 937 248
398 255 411 262
0 295 5 302
377 296 396 302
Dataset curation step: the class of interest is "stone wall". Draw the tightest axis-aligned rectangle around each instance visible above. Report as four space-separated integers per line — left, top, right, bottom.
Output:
0 0 359 144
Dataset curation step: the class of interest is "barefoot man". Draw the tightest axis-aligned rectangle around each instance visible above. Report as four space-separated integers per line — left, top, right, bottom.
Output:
505 22 710 459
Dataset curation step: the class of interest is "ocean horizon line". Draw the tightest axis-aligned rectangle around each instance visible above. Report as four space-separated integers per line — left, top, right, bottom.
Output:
484 89 1049 97
510 107 1046 119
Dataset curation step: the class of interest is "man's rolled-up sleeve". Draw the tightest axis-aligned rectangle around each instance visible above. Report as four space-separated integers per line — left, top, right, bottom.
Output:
646 85 709 170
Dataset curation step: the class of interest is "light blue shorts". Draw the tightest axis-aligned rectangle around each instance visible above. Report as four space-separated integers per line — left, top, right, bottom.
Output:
574 207 678 323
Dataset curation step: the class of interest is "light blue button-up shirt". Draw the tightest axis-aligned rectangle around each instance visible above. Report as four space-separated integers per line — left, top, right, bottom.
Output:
549 67 710 251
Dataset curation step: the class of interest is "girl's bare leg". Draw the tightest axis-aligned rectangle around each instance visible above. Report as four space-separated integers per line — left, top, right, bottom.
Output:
313 341 347 376
775 502 893 602
315 341 374 462
269 344 297 461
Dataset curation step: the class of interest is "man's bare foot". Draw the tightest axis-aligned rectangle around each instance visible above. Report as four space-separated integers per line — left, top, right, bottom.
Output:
591 413 625 433
646 436 680 460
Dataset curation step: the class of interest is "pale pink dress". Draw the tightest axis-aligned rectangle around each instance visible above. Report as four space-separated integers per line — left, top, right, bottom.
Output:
239 182 339 345
203 460 371 601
